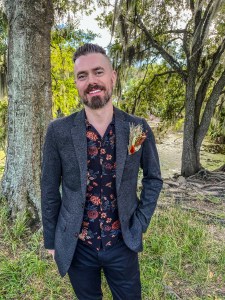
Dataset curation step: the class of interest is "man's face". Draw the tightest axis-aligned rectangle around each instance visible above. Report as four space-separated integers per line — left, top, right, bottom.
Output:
74 53 117 110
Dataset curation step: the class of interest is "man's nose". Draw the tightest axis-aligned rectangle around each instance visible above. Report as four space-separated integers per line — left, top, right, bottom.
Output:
87 73 97 85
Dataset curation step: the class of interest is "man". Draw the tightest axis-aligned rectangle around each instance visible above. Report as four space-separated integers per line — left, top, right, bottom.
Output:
41 43 163 300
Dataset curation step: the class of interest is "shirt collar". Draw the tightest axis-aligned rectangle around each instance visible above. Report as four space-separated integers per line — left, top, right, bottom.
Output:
84 110 115 128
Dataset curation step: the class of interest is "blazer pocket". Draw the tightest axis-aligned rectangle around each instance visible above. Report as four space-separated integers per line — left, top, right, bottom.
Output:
129 212 142 238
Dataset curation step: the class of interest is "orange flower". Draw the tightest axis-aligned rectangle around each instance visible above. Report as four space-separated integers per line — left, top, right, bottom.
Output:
130 145 135 154
135 132 147 146
90 196 101 205
86 131 98 141
100 148 106 154
112 220 120 230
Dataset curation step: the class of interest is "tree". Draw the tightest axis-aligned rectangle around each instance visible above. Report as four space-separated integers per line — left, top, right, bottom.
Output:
1 0 54 220
107 0 225 176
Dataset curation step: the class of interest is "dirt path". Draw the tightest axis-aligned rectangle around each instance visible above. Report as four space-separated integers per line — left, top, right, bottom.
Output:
155 131 225 179
153 130 225 238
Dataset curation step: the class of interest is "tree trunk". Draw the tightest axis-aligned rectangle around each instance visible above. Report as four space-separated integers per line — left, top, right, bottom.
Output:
181 72 201 177
1 0 54 221
0 54 7 99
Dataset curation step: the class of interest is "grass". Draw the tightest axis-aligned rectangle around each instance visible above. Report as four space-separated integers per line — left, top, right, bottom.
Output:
0 150 5 180
0 196 224 300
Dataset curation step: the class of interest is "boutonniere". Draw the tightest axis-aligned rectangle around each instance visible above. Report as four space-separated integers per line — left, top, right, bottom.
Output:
128 123 147 155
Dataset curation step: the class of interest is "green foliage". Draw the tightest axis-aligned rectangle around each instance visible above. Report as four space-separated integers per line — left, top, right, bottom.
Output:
0 196 74 300
0 10 7 56
0 98 7 151
53 0 93 17
208 99 225 141
118 64 185 120
0 195 224 299
51 26 97 117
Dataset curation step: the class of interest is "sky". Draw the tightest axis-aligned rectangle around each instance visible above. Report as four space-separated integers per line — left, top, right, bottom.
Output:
78 10 112 49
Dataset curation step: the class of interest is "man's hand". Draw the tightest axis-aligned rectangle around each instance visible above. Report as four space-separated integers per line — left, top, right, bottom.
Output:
47 249 55 259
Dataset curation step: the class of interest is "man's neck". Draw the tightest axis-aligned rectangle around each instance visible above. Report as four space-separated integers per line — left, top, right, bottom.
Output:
84 103 114 138
84 103 114 126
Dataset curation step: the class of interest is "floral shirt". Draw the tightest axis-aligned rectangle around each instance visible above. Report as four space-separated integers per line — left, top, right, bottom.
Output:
79 114 122 250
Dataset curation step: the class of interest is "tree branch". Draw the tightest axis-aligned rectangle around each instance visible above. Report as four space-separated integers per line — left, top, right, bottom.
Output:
191 0 222 60
195 37 225 118
189 0 195 12
161 29 188 35
148 71 178 87
196 69 225 149
136 14 187 82
201 0 222 43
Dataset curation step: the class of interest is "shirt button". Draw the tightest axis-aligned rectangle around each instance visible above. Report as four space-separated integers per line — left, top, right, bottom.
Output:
74 232 79 238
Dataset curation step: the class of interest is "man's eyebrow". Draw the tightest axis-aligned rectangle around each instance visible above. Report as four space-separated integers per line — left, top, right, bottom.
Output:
76 67 104 77
93 66 104 71
77 71 88 77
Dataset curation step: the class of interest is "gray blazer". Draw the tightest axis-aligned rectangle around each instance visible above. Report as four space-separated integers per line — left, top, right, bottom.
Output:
41 106 163 277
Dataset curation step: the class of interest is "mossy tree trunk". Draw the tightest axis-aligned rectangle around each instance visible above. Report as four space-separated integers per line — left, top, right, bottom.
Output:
1 0 54 221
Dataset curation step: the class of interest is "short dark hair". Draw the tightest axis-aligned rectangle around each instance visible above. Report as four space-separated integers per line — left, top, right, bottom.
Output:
73 43 108 62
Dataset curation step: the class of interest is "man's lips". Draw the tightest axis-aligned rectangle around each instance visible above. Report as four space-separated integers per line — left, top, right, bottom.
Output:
85 85 105 95
88 89 102 94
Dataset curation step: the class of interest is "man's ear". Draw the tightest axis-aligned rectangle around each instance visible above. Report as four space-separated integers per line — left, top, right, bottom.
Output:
112 70 117 87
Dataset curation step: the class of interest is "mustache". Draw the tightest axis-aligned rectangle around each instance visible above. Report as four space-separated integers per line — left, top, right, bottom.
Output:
85 84 106 94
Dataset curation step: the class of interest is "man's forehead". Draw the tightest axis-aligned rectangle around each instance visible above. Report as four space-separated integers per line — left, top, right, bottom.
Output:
74 53 112 71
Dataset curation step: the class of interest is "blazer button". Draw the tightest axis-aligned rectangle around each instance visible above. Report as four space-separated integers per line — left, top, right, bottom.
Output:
74 232 79 238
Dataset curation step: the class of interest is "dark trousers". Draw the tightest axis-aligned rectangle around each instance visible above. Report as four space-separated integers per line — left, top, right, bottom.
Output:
67 239 142 300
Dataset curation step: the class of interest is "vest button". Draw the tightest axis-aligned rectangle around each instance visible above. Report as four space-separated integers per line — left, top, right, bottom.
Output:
74 232 79 238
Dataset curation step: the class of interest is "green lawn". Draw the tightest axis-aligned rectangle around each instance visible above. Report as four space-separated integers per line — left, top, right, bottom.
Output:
0 195 224 300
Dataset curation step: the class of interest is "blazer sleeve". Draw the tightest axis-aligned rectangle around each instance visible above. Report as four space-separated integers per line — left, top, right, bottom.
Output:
41 121 62 249
135 118 163 233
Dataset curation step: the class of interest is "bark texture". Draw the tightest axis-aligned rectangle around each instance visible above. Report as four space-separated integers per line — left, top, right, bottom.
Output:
1 0 53 220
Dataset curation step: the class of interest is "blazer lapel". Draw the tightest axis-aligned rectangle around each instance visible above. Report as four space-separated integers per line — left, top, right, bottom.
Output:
70 109 87 201
114 107 130 195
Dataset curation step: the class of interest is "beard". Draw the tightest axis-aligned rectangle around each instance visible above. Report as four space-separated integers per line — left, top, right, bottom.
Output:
80 83 113 110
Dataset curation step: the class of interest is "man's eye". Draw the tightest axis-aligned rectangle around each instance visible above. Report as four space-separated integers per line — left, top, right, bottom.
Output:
96 70 103 76
78 74 86 80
